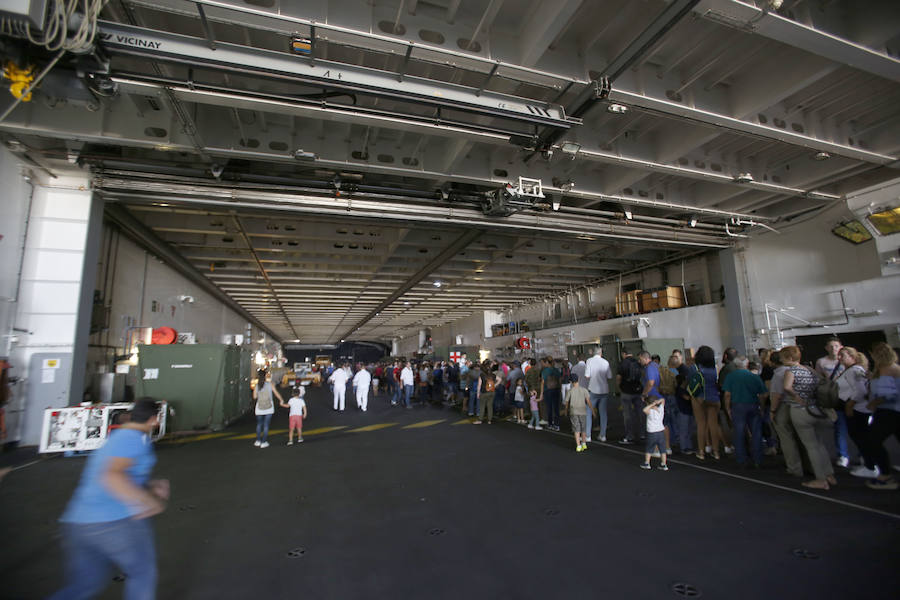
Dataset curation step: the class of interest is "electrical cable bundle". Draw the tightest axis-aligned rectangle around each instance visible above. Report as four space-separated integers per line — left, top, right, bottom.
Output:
1 0 107 54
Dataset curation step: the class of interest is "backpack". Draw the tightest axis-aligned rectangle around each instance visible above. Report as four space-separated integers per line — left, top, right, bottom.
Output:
620 358 642 394
659 366 676 396
686 365 705 400
484 374 496 392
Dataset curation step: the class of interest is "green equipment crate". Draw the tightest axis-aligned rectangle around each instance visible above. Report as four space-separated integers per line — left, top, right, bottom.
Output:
135 344 252 432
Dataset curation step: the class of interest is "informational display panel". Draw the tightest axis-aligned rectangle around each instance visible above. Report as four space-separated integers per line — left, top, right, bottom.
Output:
39 402 168 453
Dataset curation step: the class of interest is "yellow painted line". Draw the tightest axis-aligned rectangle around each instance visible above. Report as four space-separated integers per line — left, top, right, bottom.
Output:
347 423 398 433
228 429 288 440
301 426 348 436
182 432 232 442
402 419 446 429
452 418 473 425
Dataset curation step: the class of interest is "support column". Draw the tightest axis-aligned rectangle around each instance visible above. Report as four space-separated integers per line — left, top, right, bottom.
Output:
719 248 749 355
7 176 95 445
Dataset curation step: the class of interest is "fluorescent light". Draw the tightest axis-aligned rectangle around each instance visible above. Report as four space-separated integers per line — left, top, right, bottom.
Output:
689 217 698 228
624 209 633 220
560 142 582 155
814 151 831 161
607 103 628 114
433 280 442 288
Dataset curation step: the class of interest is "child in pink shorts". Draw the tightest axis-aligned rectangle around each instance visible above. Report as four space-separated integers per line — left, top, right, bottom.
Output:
281 386 307 445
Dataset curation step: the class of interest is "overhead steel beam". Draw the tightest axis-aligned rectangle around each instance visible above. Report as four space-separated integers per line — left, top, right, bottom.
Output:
608 86 898 166
694 0 900 83
531 0 701 154
104 203 283 344
97 21 577 129
113 77 513 143
93 173 735 247
338 228 484 342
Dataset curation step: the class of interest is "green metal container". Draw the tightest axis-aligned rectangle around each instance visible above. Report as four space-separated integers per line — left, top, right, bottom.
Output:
135 344 252 432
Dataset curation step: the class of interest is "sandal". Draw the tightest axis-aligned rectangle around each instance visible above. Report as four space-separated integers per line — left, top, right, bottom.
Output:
695 452 706 461
826 475 837 486
712 453 721 460
801 480 830 490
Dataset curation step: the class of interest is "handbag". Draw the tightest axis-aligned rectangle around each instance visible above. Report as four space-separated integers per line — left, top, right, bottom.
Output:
814 363 842 410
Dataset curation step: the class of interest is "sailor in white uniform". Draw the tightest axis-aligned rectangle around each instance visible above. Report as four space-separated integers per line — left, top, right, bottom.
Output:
353 366 372 411
329 364 349 411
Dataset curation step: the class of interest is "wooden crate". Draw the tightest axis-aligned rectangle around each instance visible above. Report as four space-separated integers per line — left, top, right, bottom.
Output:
641 286 685 311
615 290 643 315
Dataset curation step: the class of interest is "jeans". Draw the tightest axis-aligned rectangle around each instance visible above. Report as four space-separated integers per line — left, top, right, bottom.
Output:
833 409 849 459
676 411 694 451
544 388 561 428
620 393 643 441
468 386 479 416
391 383 400 405
586 393 608 438
731 403 763 465
255 413 273 442
50 518 157 600
663 394 679 445
529 409 540 427
403 384 414 408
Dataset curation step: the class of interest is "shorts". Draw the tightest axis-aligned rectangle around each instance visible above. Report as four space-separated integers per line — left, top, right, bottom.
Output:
514 401 525 409
570 414 587 434
645 430 666 453
289 415 303 429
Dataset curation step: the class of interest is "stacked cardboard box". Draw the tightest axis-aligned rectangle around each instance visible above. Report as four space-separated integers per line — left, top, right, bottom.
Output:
641 286 685 311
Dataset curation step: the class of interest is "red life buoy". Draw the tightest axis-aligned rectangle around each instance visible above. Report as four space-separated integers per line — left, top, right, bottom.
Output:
151 327 178 344
517 337 531 350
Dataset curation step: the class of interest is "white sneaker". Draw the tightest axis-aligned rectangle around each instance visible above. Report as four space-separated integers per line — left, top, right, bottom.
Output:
539 420 548 425
253 440 261 447
260 442 270 449
535 426 543 431
836 456 849 468
666 448 673 455
599 436 607 442
527 424 534 429
651 451 661 458
286 440 293 446
585 437 592 443
724 445 734 455
850 465 880 478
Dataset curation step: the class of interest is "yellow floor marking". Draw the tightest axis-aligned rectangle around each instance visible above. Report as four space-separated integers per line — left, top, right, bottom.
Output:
402 419 446 429
452 418 473 425
179 432 232 443
301 426 348 436
227 429 288 440
347 423 398 433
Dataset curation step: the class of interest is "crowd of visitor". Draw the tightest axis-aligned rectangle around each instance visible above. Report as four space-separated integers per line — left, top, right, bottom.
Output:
309 338 899 492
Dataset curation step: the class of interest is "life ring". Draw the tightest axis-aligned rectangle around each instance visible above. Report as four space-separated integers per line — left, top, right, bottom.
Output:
151 327 178 344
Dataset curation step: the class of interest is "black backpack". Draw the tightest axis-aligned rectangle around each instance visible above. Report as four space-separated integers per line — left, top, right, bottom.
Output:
620 357 643 394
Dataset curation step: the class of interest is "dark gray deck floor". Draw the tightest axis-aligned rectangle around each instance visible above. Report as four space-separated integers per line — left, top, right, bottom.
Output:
2 385 899 599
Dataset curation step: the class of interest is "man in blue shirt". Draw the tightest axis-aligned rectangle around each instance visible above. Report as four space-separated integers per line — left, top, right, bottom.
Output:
50 398 169 600
723 356 768 467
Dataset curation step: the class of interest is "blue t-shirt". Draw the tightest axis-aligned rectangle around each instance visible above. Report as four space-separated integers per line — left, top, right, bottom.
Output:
61 428 157 523
643 362 662 399
722 369 767 404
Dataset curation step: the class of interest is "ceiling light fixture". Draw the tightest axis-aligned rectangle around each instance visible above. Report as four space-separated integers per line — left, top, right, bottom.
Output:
293 149 317 161
624 209 633 220
814 151 831 161
689 216 698 228
734 173 754 183
607 103 628 114
433 280 442 288
552 197 561 211
560 141 582 156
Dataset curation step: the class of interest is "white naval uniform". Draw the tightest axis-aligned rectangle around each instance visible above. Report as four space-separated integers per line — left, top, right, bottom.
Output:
329 368 349 411
353 368 372 411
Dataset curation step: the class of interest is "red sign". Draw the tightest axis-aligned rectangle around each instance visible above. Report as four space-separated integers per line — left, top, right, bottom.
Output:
449 351 462 363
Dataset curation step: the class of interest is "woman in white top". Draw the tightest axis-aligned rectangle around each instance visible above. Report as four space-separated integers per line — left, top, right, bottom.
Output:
253 369 283 449
837 347 870 470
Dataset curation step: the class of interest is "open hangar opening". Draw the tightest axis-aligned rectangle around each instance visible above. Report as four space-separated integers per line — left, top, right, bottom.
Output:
1 1 900 598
